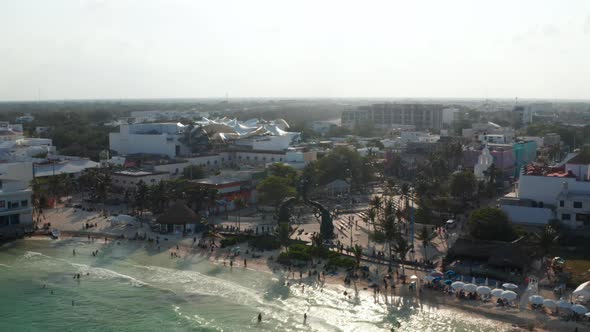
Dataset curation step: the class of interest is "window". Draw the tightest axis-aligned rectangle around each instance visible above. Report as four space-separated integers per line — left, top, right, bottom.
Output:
246 156 250 160
0 200 5 209
150 179 155 183
254 156 258 160
279 158 282 161
574 201 583 209
214 160 217 164
263 157 266 161
21 200 28 207
115 179 119 183
562 213 571 220
559 200 564 207
271 157 275 162
8 201 19 209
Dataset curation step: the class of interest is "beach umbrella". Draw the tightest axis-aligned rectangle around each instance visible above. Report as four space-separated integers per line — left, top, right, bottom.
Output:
491 288 504 297
501 290 517 300
430 270 444 277
585 312 590 318
529 295 544 305
410 275 418 280
557 300 572 309
502 283 518 290
571 304 588 314
543 299 557 308
445 270 456 276
424 275 435 282
444 279 453 285
477 286 491 295
463 283 477 292
451 281 465 290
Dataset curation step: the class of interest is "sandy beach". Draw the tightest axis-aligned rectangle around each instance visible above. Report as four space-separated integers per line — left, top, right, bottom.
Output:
33 206 590 332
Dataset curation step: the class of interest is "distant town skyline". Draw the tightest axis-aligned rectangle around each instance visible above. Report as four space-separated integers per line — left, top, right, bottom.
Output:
1 0 590 101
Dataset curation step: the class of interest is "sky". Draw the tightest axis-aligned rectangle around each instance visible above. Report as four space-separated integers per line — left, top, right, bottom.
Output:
1 0 590 101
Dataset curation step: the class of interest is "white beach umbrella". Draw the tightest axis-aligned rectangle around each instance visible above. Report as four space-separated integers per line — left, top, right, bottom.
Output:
585 312 590 318
543 299 557 308
430 270 444 277
557 300 572 309
451 281 465 290
501 290 517 300
424 275 435 282
571 304 588 314
529 295 544 305
476 286 491 295
502 283 518 290
463 283 477 292
410 275 418 280
491 288 504 297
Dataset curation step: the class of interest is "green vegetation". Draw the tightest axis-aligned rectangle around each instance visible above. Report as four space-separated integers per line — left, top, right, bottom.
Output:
256 176 296 207
182 165 205 179
312 146 374 187
564 259 590 288
467 208 517 242
526 123 590 149
277 244 356 269
248 235 281 251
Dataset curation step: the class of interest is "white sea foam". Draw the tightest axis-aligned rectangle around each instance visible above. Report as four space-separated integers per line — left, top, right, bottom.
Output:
72 263 147 287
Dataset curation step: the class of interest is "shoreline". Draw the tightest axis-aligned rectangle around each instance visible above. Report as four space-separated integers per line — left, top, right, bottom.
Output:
20 233 589 332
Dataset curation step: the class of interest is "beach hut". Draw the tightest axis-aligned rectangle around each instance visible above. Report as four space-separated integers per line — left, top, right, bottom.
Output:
156 202 201 234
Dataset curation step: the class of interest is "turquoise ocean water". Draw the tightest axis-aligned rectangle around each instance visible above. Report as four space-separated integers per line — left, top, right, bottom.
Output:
0 238 511 331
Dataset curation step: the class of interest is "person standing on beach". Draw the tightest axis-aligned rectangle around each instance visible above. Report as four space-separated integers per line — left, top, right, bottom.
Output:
72 249 76 256
244 259 247 268
257 313 262 323
304 313 307 323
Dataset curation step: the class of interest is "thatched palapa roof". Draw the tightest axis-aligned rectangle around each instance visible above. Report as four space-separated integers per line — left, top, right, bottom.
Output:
156 203 199 225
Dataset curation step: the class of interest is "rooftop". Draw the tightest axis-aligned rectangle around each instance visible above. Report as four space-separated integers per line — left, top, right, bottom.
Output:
113 170 168 177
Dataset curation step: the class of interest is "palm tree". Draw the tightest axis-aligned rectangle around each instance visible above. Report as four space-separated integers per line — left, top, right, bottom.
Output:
369 196 382 216
351 244 363 270
534 225 559 257
416 225 436 262
233 197 247 231
277 222 291 253
31 178 47 227
394 236 411 276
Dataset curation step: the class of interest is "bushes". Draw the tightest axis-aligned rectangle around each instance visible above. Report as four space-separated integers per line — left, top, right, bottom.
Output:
249 235 281 251
276 244 355 269
220 236 246 248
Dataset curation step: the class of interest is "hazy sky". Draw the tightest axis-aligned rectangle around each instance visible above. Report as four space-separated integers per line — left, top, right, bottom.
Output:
1 0 590 100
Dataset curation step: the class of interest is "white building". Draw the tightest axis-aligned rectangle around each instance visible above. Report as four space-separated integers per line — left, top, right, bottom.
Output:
463 122 515 143
109 123 187 158
500 152 590 230
0 162 34 227
0 122 25 143
442 108 459 126
111 170 170 190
